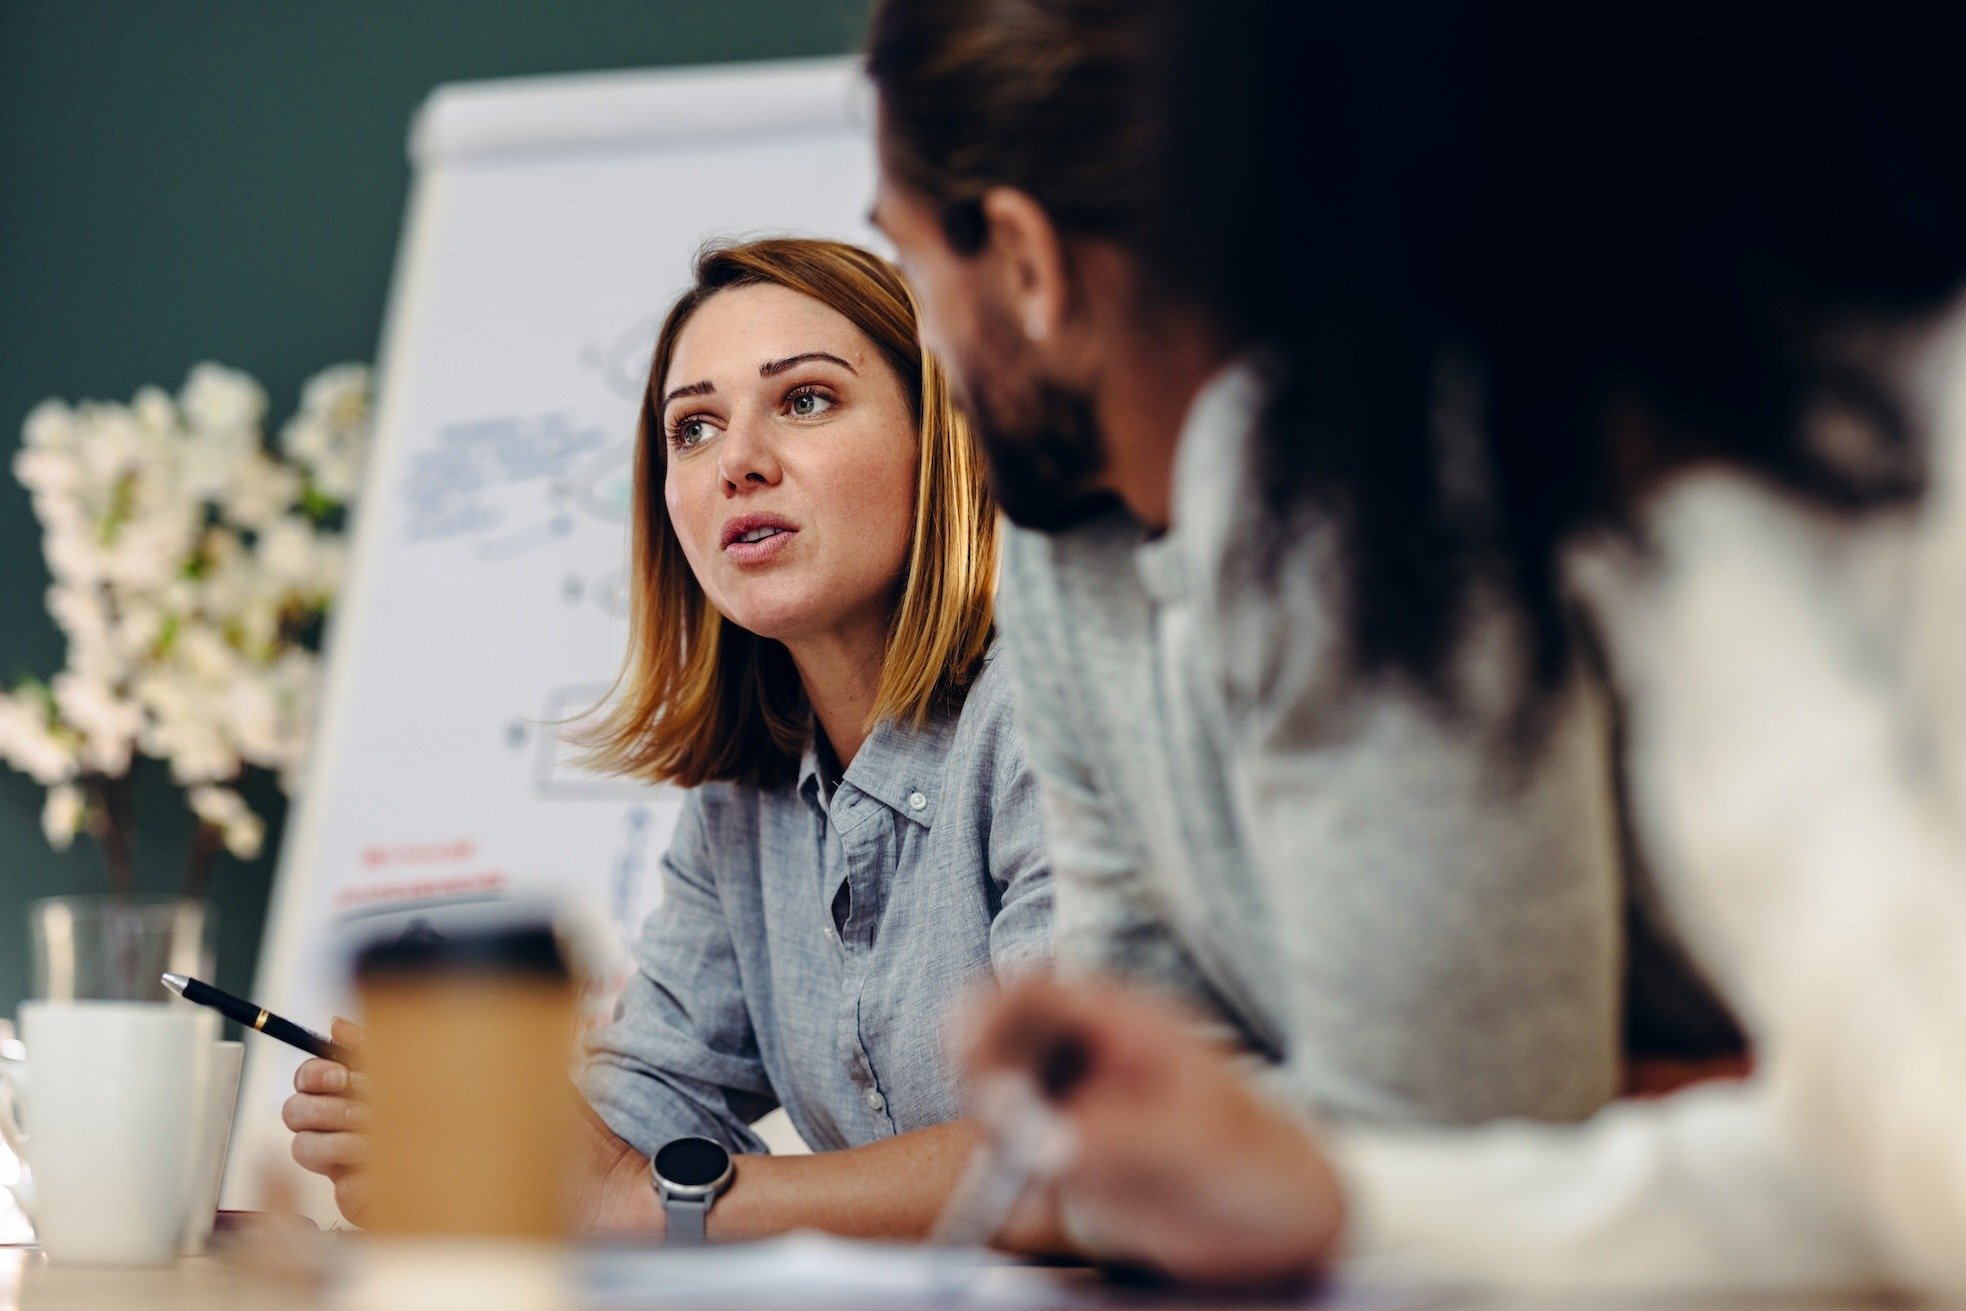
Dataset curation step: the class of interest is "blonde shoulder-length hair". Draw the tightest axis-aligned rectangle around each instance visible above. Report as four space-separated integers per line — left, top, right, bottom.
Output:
579 238 998 791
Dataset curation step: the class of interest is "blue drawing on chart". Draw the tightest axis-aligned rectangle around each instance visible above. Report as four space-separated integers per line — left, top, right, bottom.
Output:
397 410 612 548
581 310 662 403
473 440 634 562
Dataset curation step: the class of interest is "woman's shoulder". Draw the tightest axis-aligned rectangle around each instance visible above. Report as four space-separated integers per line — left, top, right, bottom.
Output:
671 776 770 843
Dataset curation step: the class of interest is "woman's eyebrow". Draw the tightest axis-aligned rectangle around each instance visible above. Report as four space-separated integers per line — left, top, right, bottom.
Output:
760 351 857 378
660 379 715 409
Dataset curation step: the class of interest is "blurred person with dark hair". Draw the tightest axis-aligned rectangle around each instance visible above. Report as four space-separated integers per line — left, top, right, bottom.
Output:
864 0 1652 1174
959 2 1966 1292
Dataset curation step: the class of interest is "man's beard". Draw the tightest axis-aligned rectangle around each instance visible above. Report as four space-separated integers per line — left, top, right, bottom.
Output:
955 307 1119 533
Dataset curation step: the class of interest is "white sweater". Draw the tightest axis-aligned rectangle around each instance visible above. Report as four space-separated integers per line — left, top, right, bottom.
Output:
1333 315 1966 1294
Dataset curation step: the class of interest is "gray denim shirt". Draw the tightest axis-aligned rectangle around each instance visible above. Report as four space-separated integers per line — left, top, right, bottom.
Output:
581 649 1052 1158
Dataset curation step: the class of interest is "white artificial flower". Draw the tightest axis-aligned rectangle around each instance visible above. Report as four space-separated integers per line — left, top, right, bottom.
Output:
45 584 108 647
101 538 189 595
155 716 238 785
76 404 148 485
51 670 138 736
133 667 192 719
13 446 81 499
174 626 240 685
231 598 280 662
188 783 239 825
110 600 165 664
188 785 264 860
281 363 372 502
179 363 266 434
306 537 347 597
130 386 176 435
41 784 85 852
257 514 315 581
223 811 265 861
21 399 77 452
52 672 142 776
178 364 266 500
9 361 362 852
220 675 282 765
222 452 301 531
261 649 320 787
102 514 197 592
178 428 252 501
0 693 78 786
41 525 106 586
27 491 90 545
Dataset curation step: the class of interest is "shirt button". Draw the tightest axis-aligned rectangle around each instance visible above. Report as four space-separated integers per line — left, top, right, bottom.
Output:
823 925 837 945
907 791 927 812
865 1089 886 1113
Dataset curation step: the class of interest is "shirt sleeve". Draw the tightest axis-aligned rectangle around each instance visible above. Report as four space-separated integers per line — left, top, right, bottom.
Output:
1331 1079 1888 1294
993 527 1240 1008
976 678 1056 977
580 791 775 1158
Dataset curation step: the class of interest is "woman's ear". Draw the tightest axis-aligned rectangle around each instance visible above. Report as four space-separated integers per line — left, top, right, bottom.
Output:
979 186 1070 347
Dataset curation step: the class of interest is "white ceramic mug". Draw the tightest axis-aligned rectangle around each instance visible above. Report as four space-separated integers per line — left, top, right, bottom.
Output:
0 1001 215 1264
182 1039 244 1255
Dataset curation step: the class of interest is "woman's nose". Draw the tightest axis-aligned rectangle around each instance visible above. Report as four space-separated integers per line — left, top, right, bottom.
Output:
718 418 782 493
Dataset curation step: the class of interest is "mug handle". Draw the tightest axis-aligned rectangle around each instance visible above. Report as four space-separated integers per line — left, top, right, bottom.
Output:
0 1055 27 1161
0 1054 33 1225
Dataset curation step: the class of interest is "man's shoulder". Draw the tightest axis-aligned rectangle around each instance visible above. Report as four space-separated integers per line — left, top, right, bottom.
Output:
998 510 1152 649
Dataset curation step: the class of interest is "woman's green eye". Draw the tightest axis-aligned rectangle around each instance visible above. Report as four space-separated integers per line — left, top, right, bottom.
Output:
787 389 834 418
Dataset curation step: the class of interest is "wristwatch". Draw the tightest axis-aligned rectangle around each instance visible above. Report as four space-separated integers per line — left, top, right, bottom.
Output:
650 1136 735 1244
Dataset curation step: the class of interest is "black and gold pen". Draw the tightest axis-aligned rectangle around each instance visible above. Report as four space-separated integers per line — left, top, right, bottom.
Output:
162 972 352 1065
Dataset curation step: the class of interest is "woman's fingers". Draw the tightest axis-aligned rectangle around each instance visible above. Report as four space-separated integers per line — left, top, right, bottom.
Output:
333 1170 373 1227
294 1056 369 1097
294 1057 346 1094
282 1091 370 1134
329 1015 367 1053
290 1128 368 1178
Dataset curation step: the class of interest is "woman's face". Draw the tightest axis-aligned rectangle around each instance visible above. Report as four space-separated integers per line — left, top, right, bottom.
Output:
660 283 919 648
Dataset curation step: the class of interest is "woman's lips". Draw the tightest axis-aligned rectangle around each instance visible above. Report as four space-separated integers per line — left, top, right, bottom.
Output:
723 525 797 564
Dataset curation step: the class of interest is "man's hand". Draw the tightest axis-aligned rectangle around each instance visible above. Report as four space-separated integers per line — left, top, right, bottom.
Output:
282 1017 371 1225
959 974 1346 1287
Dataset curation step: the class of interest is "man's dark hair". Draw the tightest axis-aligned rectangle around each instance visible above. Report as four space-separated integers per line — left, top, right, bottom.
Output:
866 0 1154 254
1151 2 1966 699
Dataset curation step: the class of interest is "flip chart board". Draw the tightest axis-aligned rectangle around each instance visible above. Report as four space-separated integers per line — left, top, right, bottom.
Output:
230 58 875 1214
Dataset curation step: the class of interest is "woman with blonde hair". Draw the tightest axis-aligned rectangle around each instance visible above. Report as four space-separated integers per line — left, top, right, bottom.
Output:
284 237 1053 1242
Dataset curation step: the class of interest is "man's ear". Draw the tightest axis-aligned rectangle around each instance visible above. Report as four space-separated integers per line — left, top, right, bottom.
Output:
979 186 1071 346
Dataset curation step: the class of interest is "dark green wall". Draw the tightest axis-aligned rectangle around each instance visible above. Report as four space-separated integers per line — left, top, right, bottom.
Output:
0 0 869 1015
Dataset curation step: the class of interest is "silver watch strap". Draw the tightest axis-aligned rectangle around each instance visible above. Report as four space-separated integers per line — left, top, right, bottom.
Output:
664 1192 711 1244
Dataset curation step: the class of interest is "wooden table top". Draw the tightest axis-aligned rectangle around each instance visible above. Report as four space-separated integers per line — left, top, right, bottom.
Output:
0 1243 1919 1311
2 1250 289 1311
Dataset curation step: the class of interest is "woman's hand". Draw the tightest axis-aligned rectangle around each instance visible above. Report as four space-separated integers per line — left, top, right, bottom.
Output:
282 1017 371 1225
959 974 1346 1287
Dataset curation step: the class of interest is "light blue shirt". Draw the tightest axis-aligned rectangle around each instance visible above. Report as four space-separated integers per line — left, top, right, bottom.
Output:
581 649 1052 1157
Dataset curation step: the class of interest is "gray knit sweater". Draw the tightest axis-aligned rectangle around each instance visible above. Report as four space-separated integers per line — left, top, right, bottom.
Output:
993 361 1624 1126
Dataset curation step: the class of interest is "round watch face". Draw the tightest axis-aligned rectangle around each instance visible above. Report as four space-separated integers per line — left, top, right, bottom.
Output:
655 1136 731 1189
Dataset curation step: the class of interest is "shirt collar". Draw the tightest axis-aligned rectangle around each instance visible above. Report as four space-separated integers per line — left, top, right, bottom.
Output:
793 656 983 828
1134 353 1270 603
839 705 957 828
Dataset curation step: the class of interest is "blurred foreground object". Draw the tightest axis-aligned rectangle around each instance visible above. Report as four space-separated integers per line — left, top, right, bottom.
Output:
353 922 578 1239
0 363 372 896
